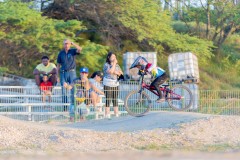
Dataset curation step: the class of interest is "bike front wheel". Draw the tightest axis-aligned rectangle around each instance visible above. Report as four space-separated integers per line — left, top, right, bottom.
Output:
124 90 152 117
167 85 193 111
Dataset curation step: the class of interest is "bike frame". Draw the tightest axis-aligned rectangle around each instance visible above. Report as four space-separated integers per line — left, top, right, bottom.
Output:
138 73 182 100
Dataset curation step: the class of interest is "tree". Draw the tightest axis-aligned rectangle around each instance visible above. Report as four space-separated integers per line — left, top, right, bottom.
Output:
0 1 108 77
175 0 240 50
211 0 240 49
115 0 214 63
45 0 214 61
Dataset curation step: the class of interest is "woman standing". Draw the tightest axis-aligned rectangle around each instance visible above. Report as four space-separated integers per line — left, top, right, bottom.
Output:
103 52 123 118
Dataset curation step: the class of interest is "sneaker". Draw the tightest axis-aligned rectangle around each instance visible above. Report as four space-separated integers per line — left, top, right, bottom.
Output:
96 107 103 113
95 113 99 120
86 107 90 114
156 98 165 103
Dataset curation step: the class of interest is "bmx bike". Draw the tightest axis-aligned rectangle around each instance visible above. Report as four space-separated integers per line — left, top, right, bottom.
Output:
124 69 193 117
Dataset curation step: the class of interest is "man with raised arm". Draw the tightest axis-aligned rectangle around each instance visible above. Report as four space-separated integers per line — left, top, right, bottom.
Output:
57 39 82 111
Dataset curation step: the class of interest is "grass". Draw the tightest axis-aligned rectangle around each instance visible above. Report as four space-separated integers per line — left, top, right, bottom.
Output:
200 58 240 90
133 143 173 151
200 143 240 152
198 90 240 115
133 143 240 153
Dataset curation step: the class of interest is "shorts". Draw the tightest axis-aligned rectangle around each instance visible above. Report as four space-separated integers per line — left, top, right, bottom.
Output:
104 85 119 107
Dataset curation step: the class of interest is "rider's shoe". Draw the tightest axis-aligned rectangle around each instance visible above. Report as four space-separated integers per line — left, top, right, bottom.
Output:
156 98 165 103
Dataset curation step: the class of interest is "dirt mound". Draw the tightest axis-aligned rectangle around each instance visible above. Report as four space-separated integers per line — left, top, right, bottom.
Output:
1 114 240 159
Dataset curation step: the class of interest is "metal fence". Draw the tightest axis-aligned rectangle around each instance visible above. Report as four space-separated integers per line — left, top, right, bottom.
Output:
0 82 240 123
0 86 71 122
198 90 240 115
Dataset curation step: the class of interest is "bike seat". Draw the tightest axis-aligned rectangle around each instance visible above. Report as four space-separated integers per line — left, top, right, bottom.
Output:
161 84 169 87
149 85 168 90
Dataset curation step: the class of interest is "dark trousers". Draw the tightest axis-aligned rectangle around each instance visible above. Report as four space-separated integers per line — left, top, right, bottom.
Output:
104 86 119 107
150 73 168 99
60 70 77 111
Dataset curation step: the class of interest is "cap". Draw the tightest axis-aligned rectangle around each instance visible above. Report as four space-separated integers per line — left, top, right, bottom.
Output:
79 67 89 73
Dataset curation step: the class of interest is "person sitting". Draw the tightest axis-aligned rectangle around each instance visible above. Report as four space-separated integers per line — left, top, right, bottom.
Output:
133 56 168 103
89 71 104 113
33 55 57 87
64 67 90 120
64 67 91 102
40 74 53 103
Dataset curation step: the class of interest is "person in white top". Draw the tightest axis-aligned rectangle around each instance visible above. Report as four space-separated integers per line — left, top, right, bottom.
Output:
89 71 104 113
103 52 123 118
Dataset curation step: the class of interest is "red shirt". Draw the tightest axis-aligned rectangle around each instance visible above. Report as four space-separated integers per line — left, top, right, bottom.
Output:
40 81 53 91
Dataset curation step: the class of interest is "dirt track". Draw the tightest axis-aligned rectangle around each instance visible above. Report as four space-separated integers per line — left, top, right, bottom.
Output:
1 112 240 159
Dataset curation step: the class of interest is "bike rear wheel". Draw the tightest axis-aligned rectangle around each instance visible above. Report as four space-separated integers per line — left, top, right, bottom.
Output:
124 90 152 117
167 85 193 111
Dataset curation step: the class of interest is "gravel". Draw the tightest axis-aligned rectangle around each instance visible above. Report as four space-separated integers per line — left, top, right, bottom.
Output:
1 112 240 159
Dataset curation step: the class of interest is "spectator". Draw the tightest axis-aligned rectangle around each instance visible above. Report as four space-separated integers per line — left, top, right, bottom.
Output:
103 52 123 119
64 67 90 96
33 56 57 86
64 67 91 120
57 39 82 110
40 74 53 103
89 71 104 113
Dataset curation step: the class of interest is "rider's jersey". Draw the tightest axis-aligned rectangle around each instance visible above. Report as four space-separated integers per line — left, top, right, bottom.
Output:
145 63 165 79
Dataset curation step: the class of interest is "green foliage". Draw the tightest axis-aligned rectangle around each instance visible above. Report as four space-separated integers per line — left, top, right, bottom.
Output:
0 67 9 73
172 21 207 36
200 55 240 90
172 21 190 34
77 41 108 74
0 1 107 77
69 0 75 4
114 0 214 64
0 0 239 90
221 34 240 62
179 0 240 48
0 1 84 53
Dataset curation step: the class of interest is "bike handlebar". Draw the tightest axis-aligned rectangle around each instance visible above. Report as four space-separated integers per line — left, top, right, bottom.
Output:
138 69 147 76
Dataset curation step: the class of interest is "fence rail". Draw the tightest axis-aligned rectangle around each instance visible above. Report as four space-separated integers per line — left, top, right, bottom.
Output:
0 82 240 122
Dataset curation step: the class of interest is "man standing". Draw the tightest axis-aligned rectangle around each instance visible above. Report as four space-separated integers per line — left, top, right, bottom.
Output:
57 39 82 110
33 56 57 86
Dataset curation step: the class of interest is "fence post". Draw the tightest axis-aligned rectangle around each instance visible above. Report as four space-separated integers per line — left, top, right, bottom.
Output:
24 88 32 121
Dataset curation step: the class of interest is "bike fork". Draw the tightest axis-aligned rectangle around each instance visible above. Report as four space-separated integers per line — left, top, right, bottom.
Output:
137 89 143 103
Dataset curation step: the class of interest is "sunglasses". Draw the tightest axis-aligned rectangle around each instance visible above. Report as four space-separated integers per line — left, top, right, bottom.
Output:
80 72 88 74
97 75 103 78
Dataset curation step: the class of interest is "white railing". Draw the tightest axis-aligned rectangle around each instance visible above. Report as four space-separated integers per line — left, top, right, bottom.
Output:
1 81 240 123
0 86 71 122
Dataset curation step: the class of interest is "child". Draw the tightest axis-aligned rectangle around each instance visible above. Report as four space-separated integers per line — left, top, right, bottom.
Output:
64 67 91 103
40 74 53 103
133 56 168 103
64 67 91 121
